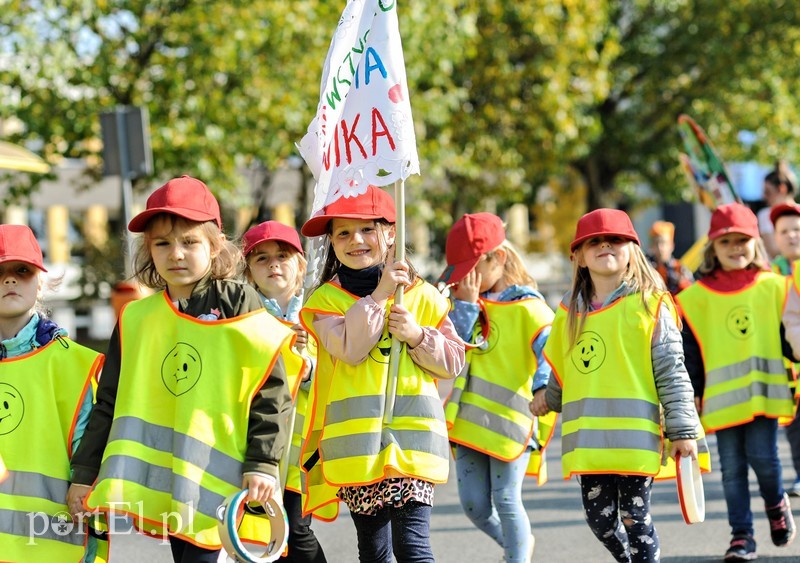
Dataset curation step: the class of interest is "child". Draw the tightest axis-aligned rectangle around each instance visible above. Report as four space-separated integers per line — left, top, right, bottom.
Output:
536 208 700 563
438 212 555 563
0 224 106 562
646 220 694 297
66 176 294 563
769 203 800 498
758 160 797 258
298 185 465 562
242 220 328 563
679 202 796 560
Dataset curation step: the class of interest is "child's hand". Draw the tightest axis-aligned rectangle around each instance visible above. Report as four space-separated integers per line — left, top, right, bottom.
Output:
669 438 698 460
451 270 481 303
243 473 278 505
388 304 424 347
300 359 312 382
372 251 411 304
66 483 91 522
529 388 549 417
291 323 308 353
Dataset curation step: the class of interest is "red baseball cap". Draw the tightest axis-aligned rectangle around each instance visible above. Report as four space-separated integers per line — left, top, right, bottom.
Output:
128 176 222 233
708 203 759 240
0 224 47 272
438 213 505 286
301 185 396 237
243 221 304 257
570 208 640 252
769 202 800 227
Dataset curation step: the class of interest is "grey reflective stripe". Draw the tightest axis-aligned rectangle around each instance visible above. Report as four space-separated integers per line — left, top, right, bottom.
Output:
0 508 84 546
456 403 531 445
698 439 710 455
703 379 793 414
448 383 465 408
562 428 661 456
465 376 531 416
321 429 450 461
289 413 305 466
0 470 69 505
563 397 660 425
293 412 306 438
326 394 443 425
706 356 787 386
97 454 227 520
108 416 241 487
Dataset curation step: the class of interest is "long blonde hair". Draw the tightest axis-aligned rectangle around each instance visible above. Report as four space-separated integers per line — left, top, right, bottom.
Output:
566 241 667 346
485 239 537 289
696 236 770 276
132 214 241 289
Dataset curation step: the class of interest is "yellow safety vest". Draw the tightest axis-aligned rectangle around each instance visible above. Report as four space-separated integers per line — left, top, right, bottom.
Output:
85 292 291 548
678 272 794 432
545 293 674 478
0 339 102 563
445 297 556 483
299 279 451 516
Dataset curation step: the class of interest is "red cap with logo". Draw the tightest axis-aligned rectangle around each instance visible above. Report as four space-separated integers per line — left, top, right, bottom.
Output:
128 176 222 233
243 221 304 257
708 203 759 240
301 185 396 237
438 213 505 286
0 224 47 272
769 202 800 227
570 208 640 252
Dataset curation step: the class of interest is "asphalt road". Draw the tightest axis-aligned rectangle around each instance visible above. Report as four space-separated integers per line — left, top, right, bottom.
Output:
105 420 800 562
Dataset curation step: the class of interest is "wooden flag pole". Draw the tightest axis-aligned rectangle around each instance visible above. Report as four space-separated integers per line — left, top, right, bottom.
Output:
384 179 405 424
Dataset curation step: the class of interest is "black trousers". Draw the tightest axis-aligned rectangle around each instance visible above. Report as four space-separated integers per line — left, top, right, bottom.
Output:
278 489 328 563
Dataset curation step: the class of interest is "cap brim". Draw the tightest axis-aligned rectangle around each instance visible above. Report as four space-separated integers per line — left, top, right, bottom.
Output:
0 255 47 272
128 207 220 232
244 237 304 257
707 227 759 241
437 256 481 287
570 232 640 252
301 213 385 237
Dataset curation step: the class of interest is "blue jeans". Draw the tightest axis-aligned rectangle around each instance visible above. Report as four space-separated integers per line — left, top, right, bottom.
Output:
716 416 785 536
455 445 533 563
349 501 434 563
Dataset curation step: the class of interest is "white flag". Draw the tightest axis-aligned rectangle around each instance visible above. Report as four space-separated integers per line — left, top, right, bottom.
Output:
298 0 419 217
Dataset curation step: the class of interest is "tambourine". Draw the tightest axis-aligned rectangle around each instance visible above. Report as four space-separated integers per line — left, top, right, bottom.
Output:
217 489 289 563
675 453 705 524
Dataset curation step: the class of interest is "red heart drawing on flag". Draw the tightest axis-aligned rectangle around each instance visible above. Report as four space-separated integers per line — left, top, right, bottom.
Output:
388 84 403 103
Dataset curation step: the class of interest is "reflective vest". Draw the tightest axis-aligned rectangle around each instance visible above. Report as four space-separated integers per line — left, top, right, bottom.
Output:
544 293 669 478
299 280 451 515
678 272 793 432
0 339 102 563
445 297 556 483
85 292 291 548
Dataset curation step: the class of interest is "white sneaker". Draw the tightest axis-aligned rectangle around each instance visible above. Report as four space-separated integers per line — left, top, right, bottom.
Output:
528 533 535 562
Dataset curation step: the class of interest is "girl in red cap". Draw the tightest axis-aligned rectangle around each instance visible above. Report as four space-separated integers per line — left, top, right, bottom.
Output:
536 208 701 563
298 185 465 563
0 224 107 562
678 202 796 559
242 220 328 563
66 176 296 563
439 212 554 563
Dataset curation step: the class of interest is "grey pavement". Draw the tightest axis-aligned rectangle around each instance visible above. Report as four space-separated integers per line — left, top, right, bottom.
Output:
106 421 800 562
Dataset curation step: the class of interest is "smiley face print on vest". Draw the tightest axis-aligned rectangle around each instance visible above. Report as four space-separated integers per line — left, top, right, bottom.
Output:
0 383 24 435
726 306 753 339
369 330 393 364
161 342 203 396
570 331 607 374
471 319 499 355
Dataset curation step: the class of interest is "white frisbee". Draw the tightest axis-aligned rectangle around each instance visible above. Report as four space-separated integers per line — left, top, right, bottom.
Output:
217 489 289 563
676 453 705 524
